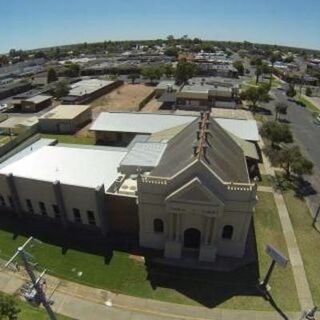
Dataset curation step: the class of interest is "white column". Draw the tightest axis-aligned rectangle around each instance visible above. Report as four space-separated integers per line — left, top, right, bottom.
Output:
170 213 175 241
175 213 180 241
204 216 211 245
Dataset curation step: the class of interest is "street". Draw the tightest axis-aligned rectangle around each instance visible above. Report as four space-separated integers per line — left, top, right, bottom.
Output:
261 87 320 215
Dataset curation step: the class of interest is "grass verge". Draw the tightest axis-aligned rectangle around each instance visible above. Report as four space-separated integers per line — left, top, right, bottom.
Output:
283 190 320 305
298 95 320 113
258 175 273 187
0 193 299 311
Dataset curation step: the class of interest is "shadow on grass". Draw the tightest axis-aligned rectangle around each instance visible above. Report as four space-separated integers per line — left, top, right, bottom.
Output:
0 211 286 309
143 224 264 308
264 291 290 320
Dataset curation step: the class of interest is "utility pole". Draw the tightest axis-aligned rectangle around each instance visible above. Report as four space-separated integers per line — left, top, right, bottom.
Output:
5 237 57 320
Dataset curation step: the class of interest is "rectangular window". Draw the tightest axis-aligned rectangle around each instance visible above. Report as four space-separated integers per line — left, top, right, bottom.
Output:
26 199 34 213
39 202 47 216
73 208 82 224
52 204 60 219
0 195 5 207
87 211 96 226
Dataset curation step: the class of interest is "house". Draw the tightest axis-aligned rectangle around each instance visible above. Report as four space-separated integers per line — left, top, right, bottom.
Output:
0 112 258 266
39 105 91 134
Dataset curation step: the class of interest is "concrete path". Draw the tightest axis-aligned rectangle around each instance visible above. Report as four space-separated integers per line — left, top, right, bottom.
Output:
259 140 314 311
273 192 314 310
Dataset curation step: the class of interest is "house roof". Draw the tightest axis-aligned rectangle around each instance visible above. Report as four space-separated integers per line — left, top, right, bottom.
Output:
151 115 250 183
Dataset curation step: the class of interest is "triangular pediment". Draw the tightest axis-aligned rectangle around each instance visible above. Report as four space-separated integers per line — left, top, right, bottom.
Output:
165 177 224 206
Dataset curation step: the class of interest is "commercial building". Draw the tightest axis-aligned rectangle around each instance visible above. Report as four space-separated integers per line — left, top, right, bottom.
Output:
39 105 91 134
61 79 123 104
21 95 52 112
0 112 258 265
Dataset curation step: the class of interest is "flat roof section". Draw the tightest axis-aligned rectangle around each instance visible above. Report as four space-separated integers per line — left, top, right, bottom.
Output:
68 79 114 97
0 146 127 191
0 116 39 129
40 105 90 120
90 112 197 134
25 95 52 104
0 138 56 169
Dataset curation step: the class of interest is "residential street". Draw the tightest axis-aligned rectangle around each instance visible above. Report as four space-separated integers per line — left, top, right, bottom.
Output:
260 87 320 216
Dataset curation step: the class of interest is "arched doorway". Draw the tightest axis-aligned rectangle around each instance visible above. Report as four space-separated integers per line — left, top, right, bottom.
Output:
184 228 201 249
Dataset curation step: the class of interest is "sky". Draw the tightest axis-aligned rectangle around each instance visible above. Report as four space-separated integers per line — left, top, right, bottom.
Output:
0 0 319 53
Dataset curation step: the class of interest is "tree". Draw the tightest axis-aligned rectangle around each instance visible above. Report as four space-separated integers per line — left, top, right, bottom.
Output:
128 73 140 84
164 47 179 57
65 63 80 77
141 66 163 83
233 60 245 76
269 53 278 87
240 84 270 112
306 87 313 97
54 80 70 98
275 101 289 121
0 293 20 319
268 146 313 178
175 61 197 85
260 121 293 147
47 68 58 84
163 64 174 78
286 84 296 97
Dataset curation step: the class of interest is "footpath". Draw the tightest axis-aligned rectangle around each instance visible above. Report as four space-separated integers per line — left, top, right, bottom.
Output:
259 140 314 311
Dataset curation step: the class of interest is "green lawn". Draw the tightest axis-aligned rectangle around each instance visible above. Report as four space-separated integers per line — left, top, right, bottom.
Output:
258 175 273 187
0 292 72 320
283 190 320 305
40 134 95 145
0 193 299 311
298 95 320 113
18 302 72 320
254 192 299 311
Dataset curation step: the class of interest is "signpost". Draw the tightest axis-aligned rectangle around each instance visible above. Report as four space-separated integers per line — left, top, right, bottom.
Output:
259 245 289 293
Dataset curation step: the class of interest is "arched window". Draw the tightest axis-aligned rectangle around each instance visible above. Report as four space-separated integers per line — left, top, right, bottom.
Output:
222 225 233 240
153 219 164 233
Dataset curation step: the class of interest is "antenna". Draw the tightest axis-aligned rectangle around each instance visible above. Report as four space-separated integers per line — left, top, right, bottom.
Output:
5 237 57 320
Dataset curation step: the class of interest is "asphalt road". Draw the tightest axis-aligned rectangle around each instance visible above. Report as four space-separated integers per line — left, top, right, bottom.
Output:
261 88 320 215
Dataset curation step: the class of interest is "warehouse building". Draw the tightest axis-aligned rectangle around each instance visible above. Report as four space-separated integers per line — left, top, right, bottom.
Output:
61 79 123 104
39 105 91 134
